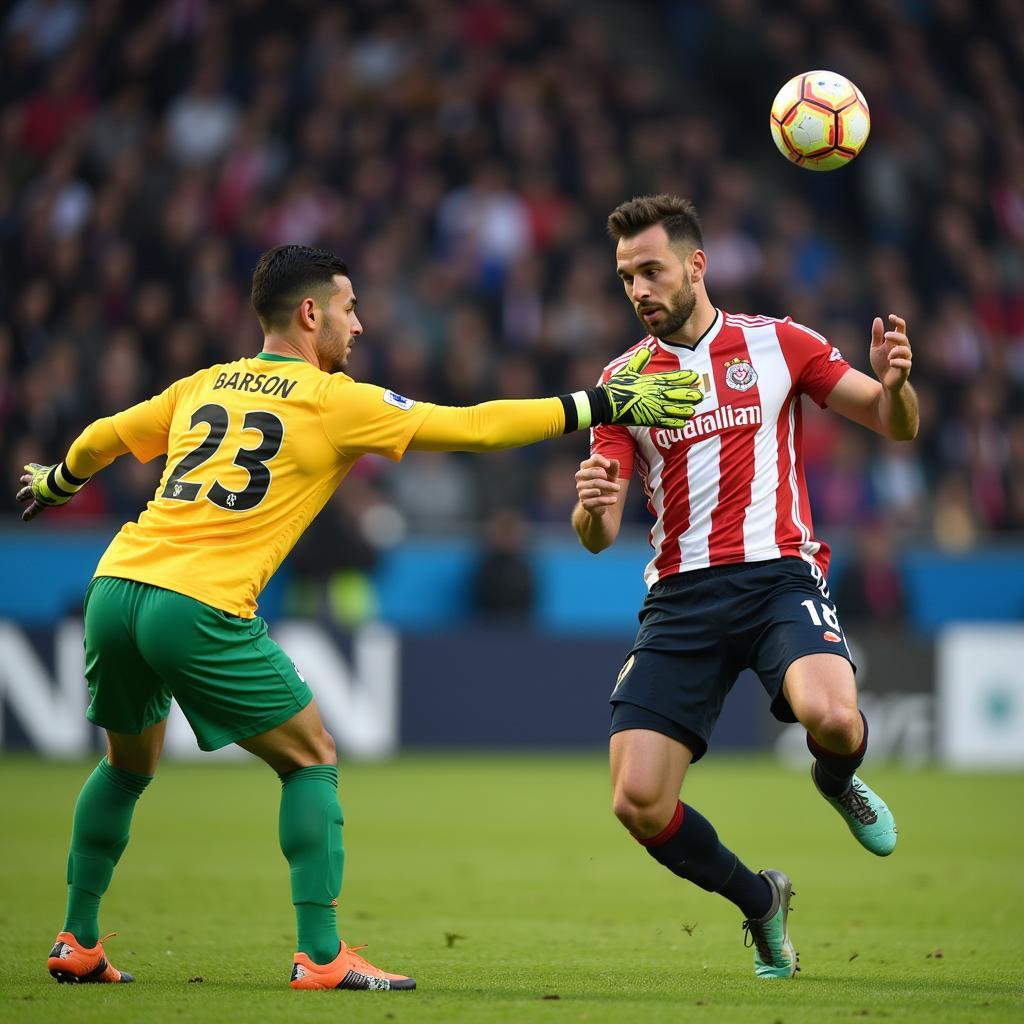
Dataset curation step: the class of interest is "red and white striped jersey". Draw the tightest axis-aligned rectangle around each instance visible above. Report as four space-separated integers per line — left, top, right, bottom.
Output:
592 309 851 587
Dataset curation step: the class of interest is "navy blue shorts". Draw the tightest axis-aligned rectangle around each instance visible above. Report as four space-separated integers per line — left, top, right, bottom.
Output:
609 557 854 761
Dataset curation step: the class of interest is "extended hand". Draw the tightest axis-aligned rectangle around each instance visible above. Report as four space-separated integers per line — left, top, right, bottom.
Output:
601 348 703 428
17 462 84 522
869 314 912 392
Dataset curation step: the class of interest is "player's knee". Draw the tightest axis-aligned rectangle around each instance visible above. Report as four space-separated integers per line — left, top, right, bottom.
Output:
262 726 336 772
106 737 162 776
108 750 160 776
612 783 672 838
811 705 862 752
292 727 336 768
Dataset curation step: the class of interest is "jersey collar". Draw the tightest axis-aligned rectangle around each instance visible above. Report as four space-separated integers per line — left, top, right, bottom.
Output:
655 308 723 352
256 352 306 363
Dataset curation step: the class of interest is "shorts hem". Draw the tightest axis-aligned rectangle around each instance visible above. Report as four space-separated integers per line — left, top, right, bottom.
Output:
192 691 314 752
85 706 170 736
610 699 709 762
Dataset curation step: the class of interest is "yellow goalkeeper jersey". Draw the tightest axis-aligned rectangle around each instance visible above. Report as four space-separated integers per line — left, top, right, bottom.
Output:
94 353 432 617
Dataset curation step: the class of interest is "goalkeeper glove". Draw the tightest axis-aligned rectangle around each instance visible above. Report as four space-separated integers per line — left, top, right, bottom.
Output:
17 462 90 522
596 347 703 428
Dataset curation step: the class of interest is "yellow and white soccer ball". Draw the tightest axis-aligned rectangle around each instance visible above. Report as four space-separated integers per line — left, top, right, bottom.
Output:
770 70 870 171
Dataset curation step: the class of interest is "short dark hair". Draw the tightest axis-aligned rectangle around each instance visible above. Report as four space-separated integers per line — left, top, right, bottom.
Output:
250 245 349 331
607 194 703 250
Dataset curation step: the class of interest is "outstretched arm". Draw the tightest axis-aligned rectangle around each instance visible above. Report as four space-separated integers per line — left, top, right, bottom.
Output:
16 418 129 521
409 396 574 452
407 349 704 453
824 314 919 441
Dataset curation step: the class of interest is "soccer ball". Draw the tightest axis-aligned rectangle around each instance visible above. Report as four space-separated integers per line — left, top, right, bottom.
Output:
770 70 870 171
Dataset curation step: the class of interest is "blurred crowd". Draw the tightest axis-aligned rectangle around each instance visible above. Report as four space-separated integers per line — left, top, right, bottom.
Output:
2 0 1023 620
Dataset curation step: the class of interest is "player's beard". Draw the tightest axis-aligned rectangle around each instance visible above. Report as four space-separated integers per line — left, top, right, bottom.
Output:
636 280 696 340
319 312 349 372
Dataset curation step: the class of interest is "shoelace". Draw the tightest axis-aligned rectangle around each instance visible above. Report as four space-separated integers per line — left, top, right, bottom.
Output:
342 943 382 974
99 933 118 945
837 782 877 825
741 919 779 964
741 889 796 968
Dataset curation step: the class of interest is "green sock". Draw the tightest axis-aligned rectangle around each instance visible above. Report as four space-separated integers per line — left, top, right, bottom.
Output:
63 758 152 947
279 765 343 965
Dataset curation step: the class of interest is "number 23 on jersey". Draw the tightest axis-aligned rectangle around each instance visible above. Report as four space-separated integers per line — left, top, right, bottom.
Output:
162 403 284 512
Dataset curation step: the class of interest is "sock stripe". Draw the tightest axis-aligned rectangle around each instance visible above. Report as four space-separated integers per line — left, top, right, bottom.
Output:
636 800 685 847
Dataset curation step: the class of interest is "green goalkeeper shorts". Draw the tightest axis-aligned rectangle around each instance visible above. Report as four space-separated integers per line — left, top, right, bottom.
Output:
83 576 313 751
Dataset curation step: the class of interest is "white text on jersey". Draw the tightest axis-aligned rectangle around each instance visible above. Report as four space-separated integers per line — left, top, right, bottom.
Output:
652 403 762 450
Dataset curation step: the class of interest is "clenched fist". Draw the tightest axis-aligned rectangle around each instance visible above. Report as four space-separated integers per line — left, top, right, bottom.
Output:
575 453 621 517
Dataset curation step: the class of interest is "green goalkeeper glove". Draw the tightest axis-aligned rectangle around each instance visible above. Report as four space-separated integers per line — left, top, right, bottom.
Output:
17 462 90 522
598 347 703 428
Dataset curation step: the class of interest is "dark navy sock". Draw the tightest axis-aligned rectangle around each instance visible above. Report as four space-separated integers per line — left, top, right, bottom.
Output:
637 801 772 920
808 711 868 797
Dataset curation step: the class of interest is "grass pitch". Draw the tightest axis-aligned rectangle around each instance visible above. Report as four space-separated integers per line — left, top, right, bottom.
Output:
0 754 1021 1024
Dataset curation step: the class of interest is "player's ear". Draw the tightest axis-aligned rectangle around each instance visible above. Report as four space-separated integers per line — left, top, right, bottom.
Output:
690 249 707 283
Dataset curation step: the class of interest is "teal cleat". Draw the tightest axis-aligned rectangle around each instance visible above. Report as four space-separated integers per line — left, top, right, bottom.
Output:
743 869 798 979
812 767 897 857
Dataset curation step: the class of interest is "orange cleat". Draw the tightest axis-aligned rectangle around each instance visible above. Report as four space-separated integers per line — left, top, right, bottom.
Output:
289 940 415 991
48 931 134 984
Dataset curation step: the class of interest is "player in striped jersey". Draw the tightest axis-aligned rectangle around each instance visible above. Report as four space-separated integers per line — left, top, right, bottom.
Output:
18 244 703 991
572 195 918 979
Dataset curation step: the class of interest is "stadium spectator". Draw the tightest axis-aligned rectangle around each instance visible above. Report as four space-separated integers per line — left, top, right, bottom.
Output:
470 507 536 622
4 0 85 62
165 61 239 167
288 481 384 627
834 521 909 627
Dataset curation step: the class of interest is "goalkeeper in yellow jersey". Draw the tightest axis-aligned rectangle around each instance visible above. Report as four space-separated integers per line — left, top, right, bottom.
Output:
17 244 703 992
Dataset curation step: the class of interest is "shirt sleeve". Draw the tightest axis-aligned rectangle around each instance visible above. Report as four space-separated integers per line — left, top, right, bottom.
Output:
108 378 188 463
779 318 851 408
319 378 434 461
65 418 129 477
408 398 566 452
